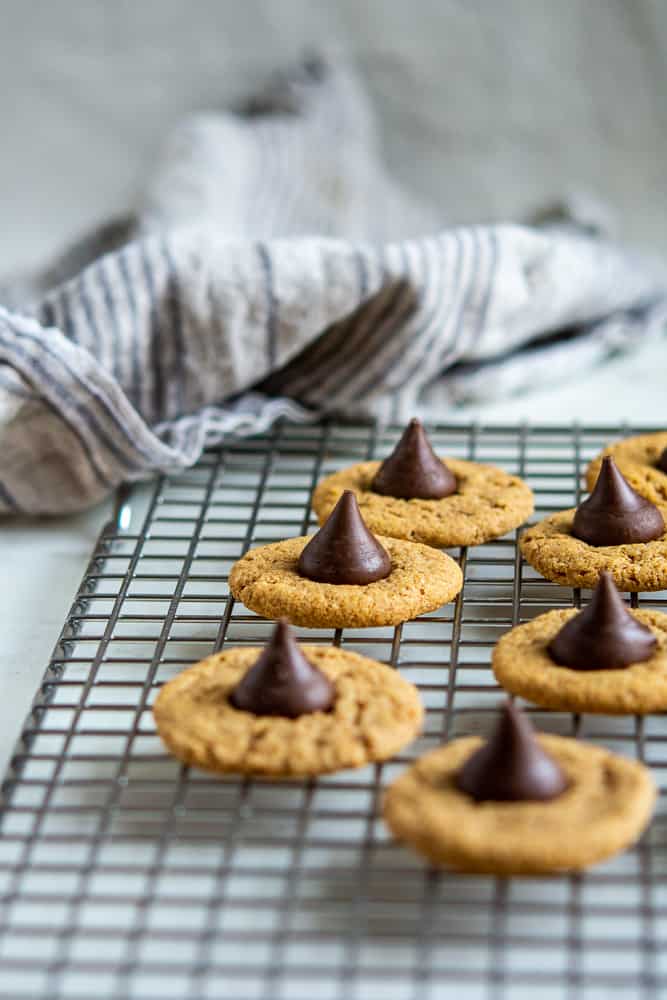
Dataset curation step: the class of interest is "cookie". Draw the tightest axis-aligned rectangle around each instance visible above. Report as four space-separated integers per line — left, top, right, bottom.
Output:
519 509 667 591
383 736 655 875
229 535 462 628
153 646 423 777
586 432 667 505
312 459 534 548
493 608 667 714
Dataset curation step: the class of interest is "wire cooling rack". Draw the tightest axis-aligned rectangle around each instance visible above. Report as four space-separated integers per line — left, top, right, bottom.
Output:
1 421 666 1000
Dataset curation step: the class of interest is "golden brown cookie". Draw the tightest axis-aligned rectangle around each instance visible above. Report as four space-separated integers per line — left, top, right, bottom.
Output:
383 736 655 875
154 646 423 777
493 608 667 714
311 459 534 547
586 432 667 505
229 535 462 628
519 509 667 591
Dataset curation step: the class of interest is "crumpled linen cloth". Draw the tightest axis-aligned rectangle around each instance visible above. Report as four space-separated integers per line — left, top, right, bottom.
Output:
1 58 666 515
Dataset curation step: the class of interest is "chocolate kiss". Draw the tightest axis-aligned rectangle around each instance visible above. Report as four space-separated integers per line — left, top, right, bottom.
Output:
298 490 391 585
455 700 568 803
572 456 664 546
548 571 656 670
371 418 457 500
657 448 667 475
230 620 334 718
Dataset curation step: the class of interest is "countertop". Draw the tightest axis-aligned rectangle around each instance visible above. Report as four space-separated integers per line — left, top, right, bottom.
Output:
2 336 666 773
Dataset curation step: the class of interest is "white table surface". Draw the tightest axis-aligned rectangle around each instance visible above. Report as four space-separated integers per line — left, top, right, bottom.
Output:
2 336 665 774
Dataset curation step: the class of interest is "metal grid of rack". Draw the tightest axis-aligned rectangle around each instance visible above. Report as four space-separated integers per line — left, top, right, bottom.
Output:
1 421 666 1000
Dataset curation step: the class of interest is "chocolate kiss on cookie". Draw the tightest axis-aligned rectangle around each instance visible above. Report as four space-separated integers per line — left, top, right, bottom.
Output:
230 619 334 718
572 455 665 546
371 418 457 500
455 701 568 802
548 571 656 670
657 447 667 475
298 490 391 584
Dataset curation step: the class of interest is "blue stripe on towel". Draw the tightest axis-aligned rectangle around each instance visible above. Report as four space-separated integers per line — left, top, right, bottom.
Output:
95 254 123 384
279 247 370 396
140 242 165 423
257 242 278 368
117 245 142 409
160 237 185 414
0 479 19 511
325 240 422 403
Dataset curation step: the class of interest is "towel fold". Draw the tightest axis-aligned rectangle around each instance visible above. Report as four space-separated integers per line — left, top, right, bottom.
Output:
1 58 665 515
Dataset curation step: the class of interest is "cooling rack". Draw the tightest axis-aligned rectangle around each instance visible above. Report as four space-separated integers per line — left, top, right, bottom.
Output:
1 421 666 1000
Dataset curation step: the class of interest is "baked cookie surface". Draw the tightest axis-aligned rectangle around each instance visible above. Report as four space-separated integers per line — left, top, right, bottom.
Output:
586 433 667 505
519 509 667 591
383 736 655 875
229 535 462 628
493 608 667 714
154 646 423 777
311 459 534 547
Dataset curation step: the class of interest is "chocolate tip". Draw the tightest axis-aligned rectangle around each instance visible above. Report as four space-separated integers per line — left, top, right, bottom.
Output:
371 418 456 501
229 618 334 718
455 698 568 803
297 487 391 585
573 452 664 546
548 569 656 670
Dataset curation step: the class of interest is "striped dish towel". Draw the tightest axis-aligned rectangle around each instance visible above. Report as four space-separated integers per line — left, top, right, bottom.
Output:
1 58 665 515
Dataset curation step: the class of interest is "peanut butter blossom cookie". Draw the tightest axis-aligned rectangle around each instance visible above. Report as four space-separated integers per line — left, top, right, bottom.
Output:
586 431 667 505
229 490 463 628
154 620 423 777
520 456 667 591
383 701 655 875
493 573 667 714
312 419 534 548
